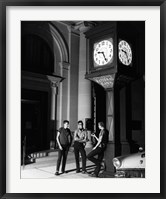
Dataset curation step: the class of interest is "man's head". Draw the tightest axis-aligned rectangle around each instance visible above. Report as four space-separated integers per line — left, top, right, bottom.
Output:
63 120 69 129
98 122 104 130
77 120 83 130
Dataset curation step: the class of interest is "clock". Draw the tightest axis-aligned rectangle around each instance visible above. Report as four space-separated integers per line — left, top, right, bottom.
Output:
93 39 113 67
118 40 132 66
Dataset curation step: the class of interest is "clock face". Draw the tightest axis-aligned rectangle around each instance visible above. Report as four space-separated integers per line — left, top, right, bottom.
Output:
118 40 132 66
93 39 113 66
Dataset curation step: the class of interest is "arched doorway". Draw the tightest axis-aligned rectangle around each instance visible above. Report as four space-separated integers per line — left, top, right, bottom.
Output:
21 21 69 164
21 34 54 74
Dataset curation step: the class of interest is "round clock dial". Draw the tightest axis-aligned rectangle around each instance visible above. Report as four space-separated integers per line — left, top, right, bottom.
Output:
93 39 113 66
118 40 132 66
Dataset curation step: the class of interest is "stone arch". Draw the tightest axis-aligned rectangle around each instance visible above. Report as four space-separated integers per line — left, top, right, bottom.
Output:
21 21 69 75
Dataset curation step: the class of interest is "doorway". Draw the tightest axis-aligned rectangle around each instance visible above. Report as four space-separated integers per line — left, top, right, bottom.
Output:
21 89 48 159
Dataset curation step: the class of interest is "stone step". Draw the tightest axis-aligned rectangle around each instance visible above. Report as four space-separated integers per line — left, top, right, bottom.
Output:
35 155 56 163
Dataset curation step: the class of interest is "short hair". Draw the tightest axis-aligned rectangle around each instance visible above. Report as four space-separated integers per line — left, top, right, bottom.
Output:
98 122 104 128
78 120 83 125
63 120 69 124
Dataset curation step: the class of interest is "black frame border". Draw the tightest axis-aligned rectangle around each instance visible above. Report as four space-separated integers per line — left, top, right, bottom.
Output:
0 0 165 198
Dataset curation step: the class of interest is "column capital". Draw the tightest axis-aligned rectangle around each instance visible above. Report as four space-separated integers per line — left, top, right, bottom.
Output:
73 21 96 33
50 82 57 88
59 61 70 71
47 75 64 87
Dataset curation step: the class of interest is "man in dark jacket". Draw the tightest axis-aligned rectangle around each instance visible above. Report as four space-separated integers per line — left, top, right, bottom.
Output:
87 122 108 177
55 120 72 175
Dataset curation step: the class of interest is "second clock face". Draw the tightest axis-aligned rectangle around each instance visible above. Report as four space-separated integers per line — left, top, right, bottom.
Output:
118 40 132 66
93 39 113 66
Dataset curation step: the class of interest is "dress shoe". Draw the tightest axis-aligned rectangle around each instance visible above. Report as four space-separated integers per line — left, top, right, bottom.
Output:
61 171 68 174
76 170 80 173
55 171 60 176
89 173 98 177
82 171 88 174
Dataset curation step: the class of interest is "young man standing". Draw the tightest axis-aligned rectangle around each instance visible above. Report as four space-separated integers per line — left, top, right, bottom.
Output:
87 122 108 177
55 120 72 175
73 120 88 174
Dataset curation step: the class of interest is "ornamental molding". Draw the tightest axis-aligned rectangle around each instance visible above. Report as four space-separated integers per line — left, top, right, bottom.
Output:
47 75 64 87
90 74 115 89
73 21 96 33
59 61 70 70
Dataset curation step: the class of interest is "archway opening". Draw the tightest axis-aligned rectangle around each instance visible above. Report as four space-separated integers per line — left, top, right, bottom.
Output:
21 34 54 74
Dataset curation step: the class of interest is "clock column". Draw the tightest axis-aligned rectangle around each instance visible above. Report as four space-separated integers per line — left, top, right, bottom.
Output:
104 88 115 175
88 74 116 176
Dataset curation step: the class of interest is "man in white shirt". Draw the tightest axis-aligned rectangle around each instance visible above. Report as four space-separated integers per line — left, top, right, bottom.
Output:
73 121 88 174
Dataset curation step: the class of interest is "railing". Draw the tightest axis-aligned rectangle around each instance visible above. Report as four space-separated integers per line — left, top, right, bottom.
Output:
22 136 26 169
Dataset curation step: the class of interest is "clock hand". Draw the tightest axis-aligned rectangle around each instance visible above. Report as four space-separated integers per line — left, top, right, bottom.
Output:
122 49 129 61
101 52 107 62
98 51 107 61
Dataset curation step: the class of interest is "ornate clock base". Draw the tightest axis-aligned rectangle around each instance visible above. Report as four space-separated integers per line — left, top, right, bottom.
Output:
98 170 115 178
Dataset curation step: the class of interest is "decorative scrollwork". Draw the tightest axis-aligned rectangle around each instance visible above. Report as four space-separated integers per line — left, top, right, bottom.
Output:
92 74 115 89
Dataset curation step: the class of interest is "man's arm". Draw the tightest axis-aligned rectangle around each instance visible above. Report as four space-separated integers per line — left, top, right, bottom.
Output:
92 132 103 150
78 131 88 143
91 134 99 142
74 130 83 142
56 131 62 150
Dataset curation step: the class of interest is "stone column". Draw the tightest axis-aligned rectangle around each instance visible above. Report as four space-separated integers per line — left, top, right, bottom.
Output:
58 62 70 128
77 25 93 149
50 82 58 121
49 82 58 149
47 75 63 149
78 32 91 122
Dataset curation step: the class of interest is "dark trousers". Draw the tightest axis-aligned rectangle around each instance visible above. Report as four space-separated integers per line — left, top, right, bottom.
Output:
87 147 105 176
56 145 69 172
74 142 86 171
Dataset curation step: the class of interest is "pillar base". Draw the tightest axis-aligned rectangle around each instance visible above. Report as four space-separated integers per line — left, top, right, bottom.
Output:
104 142 115 173
121 141 130 155
99 170 115 178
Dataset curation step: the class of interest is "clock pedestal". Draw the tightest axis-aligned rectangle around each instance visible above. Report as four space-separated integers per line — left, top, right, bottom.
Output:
86 74 116 176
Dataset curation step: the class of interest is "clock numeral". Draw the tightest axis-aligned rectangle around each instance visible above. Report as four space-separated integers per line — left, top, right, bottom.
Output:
102 41 105 45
